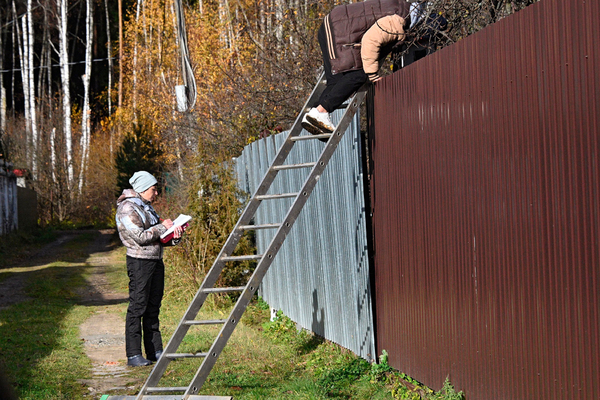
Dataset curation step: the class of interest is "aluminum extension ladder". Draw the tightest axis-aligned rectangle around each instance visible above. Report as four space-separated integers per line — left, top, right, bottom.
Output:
126 74 367 400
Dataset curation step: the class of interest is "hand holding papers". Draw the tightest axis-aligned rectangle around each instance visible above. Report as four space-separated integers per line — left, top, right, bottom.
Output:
160 214 192 243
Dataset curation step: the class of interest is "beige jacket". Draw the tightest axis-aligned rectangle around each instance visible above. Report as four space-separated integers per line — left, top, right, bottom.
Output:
361 15 406 81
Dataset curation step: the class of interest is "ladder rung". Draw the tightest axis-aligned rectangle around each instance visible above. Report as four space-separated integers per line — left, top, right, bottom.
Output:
238 223 281 230
255 192 298 200
146 386 188 393
292 133 332 141
220 254 263 261
166 352 208 359
272 162 316 170
184 319 227 325
201 286 246 293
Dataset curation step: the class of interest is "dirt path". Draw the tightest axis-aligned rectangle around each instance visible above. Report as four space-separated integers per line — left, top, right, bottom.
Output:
0 229 137 397
76 229 135 397
0 232 80 310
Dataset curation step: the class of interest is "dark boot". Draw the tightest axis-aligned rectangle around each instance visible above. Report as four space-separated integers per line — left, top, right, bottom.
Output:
127 354 151 367
147 350 163 362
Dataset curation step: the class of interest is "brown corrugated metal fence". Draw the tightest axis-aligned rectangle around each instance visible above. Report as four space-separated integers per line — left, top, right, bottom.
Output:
369 0 599 399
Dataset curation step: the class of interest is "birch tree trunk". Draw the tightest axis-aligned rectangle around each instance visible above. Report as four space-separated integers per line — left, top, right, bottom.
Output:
10 2 17 123
259 0 266 50
51 127 57 182
132 0 141 120
26 0 38 177
274 0 284 47
16 12 32 169
0 85 5 137
104 0 112 117
104 0 113 154
219 0 237 52
38 8 47 100
218 0 230 49
218 0 241 65
0 12 5 135
42 2 53 110
78 0 93 194
118 0 123 109
141 0 150 75
58 0 74 186
50 131 56 223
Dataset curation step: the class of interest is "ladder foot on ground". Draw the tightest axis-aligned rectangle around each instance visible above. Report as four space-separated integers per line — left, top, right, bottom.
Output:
101 396 232 400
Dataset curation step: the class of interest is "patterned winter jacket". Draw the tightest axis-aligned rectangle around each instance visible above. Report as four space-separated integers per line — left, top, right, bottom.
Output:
323 0 411 81
115 189 176 260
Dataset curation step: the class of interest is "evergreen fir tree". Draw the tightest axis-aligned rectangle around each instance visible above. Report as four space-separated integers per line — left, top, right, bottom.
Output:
115 122 163 195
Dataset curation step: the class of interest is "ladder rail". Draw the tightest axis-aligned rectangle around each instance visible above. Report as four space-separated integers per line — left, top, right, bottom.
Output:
183 86 368 397
136 74 367 400
135 75 327 398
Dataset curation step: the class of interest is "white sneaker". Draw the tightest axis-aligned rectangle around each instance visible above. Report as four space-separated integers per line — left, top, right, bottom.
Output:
301 113 323 136
305 108 335 133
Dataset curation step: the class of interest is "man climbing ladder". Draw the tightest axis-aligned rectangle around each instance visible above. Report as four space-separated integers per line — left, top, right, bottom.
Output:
302 0 417 136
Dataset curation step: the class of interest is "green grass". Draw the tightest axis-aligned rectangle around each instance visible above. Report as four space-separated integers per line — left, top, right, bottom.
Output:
103 245 129 293
119 301 395 399
0 231 463 399
0 231 100 399
0 228 59 270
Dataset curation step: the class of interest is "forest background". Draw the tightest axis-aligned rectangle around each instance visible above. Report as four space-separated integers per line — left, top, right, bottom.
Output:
0 0 535 288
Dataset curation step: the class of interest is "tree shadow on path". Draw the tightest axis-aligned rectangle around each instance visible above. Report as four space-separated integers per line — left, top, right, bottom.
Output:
0 229 130 398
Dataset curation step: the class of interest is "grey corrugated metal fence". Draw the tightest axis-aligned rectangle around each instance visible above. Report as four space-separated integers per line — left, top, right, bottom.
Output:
369 0 599 398
0 160 18 235
234 109 376 361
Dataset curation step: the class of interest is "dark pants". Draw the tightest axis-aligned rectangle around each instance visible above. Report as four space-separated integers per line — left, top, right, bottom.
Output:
316 22 368 113
125 256 164 358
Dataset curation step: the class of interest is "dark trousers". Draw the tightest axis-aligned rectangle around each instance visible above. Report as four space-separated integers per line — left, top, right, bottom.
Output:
125 256 164 358
316 22 367 113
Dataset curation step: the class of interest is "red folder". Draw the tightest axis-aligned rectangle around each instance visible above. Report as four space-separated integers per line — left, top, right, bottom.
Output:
160 223 189 243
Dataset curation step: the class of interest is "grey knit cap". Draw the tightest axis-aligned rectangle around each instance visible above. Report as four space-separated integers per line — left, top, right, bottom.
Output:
129 171 158 193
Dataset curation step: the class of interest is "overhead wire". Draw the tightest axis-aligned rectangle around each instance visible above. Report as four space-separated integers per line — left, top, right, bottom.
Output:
0 57 117 73
174 0 197 112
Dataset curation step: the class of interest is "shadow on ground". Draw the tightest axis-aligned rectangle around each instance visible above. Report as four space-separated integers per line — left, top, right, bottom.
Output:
0 229 131 398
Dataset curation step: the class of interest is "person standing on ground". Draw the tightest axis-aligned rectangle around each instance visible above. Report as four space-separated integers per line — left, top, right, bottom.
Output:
302 0 417 136
115 171 184 367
